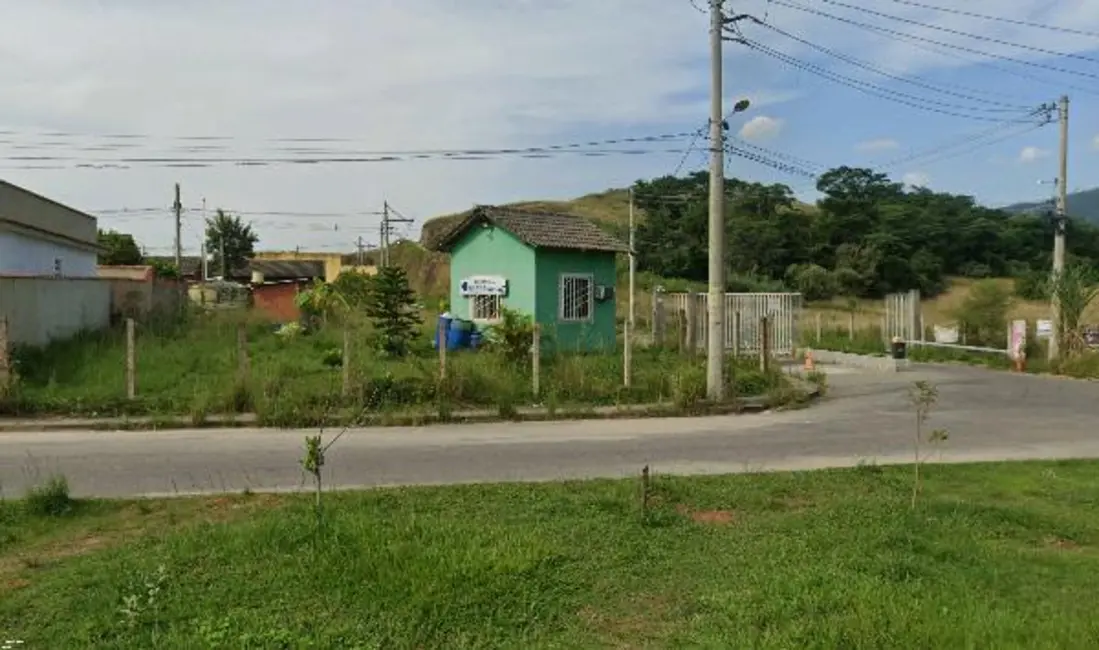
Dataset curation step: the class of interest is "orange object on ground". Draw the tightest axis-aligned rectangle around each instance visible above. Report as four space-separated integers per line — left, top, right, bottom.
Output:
804 350 815 372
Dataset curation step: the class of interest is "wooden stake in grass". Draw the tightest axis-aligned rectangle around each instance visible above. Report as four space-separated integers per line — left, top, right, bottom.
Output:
125 318 136 399
342 329 351 397
438 321 447 381
0 316 10 392
531 322 541 399
623 318 632 388
237 325 250 380
732 310 741 358
640 464 651 516
759 315 771 373
815 312 822 343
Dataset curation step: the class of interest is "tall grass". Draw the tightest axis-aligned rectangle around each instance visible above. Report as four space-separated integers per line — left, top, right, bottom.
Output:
1 310 784 424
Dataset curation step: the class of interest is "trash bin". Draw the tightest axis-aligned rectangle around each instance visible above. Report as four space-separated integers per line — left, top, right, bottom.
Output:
890 336 907 360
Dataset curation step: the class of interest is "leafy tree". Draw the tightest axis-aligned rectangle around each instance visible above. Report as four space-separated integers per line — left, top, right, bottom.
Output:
205 209 258 276
628 165 1099 300
1049 263 1099 357
365 266 421 356
97 229 143 265
149 259 180 279
952 280 1013 348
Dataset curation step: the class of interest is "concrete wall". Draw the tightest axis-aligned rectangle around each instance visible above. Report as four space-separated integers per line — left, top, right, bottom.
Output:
0 277 111 346
107 278 184 318
447 225 536 323
0 230 97 277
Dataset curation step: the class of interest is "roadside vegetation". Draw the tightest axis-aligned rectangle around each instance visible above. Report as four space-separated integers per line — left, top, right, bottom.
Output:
0 267 793 425
3 460 1099 647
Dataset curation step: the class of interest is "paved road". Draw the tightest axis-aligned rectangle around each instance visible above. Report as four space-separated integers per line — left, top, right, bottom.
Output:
2 364 1097 498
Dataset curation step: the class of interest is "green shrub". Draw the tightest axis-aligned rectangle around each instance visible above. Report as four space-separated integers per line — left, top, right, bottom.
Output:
24 475 73 517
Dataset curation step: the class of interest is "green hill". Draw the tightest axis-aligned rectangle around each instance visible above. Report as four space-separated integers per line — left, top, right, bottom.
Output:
1002 187 1099 225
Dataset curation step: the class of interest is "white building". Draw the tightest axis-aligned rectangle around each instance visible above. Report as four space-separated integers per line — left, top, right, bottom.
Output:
0 179 99 277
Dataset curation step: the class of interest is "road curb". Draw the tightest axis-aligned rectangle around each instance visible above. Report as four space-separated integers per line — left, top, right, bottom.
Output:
0 383 822 433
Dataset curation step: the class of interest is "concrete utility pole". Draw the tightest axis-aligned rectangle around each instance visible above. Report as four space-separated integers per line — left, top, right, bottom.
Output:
706 0 727 400
628 187 636 328
356 236 365 266
380 201 413 268
173 183 182 270
220 236 227 280
1049 94 1069 362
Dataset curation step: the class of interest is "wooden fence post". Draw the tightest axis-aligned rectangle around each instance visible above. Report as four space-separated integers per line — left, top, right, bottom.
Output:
815 312 822 343
623 319 632 388
651 291 666 348
731 310 741 359
125 318 136 399
759 315 771 373
237 325 250 381
438 321 447 381
684 296 698 353
848 312 856 340
531 323 541 398
0 317 10 391
342 329 352 396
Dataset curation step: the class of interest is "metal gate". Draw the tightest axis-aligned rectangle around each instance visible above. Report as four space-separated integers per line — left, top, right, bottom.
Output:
884 290 921 342
664 292 803 356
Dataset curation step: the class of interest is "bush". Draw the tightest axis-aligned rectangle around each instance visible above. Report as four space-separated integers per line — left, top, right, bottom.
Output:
952 280 1012 348
24 475 74 517
785 263 837 301
482 308 535 364
1014 270 1049 301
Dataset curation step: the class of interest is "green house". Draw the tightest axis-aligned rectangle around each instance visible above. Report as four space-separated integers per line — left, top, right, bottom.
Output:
434 206 629 352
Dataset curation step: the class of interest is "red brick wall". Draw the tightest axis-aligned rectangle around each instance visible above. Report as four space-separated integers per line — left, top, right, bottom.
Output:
252 282 304 321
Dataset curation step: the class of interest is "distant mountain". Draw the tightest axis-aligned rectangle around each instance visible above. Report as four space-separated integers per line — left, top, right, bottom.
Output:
1002 187 1099 225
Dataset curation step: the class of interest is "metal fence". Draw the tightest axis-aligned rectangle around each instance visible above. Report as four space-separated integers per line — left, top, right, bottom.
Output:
664 292 803 356
883 290 921 343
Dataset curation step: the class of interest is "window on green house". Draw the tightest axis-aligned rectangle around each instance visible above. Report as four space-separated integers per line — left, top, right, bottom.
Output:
471 294 502 321
559 273 593 322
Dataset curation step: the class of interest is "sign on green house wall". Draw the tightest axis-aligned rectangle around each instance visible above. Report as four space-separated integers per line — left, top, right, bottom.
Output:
460 275 508 296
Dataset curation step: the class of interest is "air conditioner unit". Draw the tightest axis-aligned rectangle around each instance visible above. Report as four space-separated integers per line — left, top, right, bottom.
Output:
594 285 613 301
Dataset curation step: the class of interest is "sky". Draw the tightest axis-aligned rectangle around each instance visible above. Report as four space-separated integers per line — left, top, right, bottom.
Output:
1 0 1098 255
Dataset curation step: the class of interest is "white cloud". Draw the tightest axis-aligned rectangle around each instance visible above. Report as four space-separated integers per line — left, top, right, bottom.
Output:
1018 146 1050 163
738 116 784 141
1 0 1098 252
1093 135 1099 150
855 138 900 153
902 171 931 188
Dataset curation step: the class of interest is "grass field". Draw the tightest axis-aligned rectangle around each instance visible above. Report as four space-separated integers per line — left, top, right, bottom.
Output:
3 461 1099 647
1 311 786 423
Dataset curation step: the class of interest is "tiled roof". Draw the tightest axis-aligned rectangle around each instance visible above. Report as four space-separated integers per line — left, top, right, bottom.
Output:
250 259 325 280
433 206 628 253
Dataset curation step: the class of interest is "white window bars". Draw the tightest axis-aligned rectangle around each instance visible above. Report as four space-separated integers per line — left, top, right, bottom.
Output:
559 274 593 322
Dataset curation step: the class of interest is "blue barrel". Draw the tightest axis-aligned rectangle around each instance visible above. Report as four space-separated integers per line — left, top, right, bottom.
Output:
446 325 466 350
469 329 483 350
435 314 453 349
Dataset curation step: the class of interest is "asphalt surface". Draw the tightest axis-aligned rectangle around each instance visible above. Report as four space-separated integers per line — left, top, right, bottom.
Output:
2 363 1098 498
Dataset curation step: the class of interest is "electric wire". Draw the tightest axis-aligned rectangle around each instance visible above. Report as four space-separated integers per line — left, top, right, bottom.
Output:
816 0 1099 64
746 19 1036 109
881 0 1099 38
734 39 1048 121
766 0 1099 83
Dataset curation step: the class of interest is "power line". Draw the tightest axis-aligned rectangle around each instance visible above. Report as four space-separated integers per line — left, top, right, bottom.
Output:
733 38 1049 121
766 0 1099 83
880 0 1099 38
878 116 1049 169
0 144 699 170
816 0 1099 64
746 19 1035 110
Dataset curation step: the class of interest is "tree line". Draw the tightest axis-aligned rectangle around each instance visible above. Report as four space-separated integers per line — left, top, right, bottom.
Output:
98 210 259 276
632 166 1099 300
